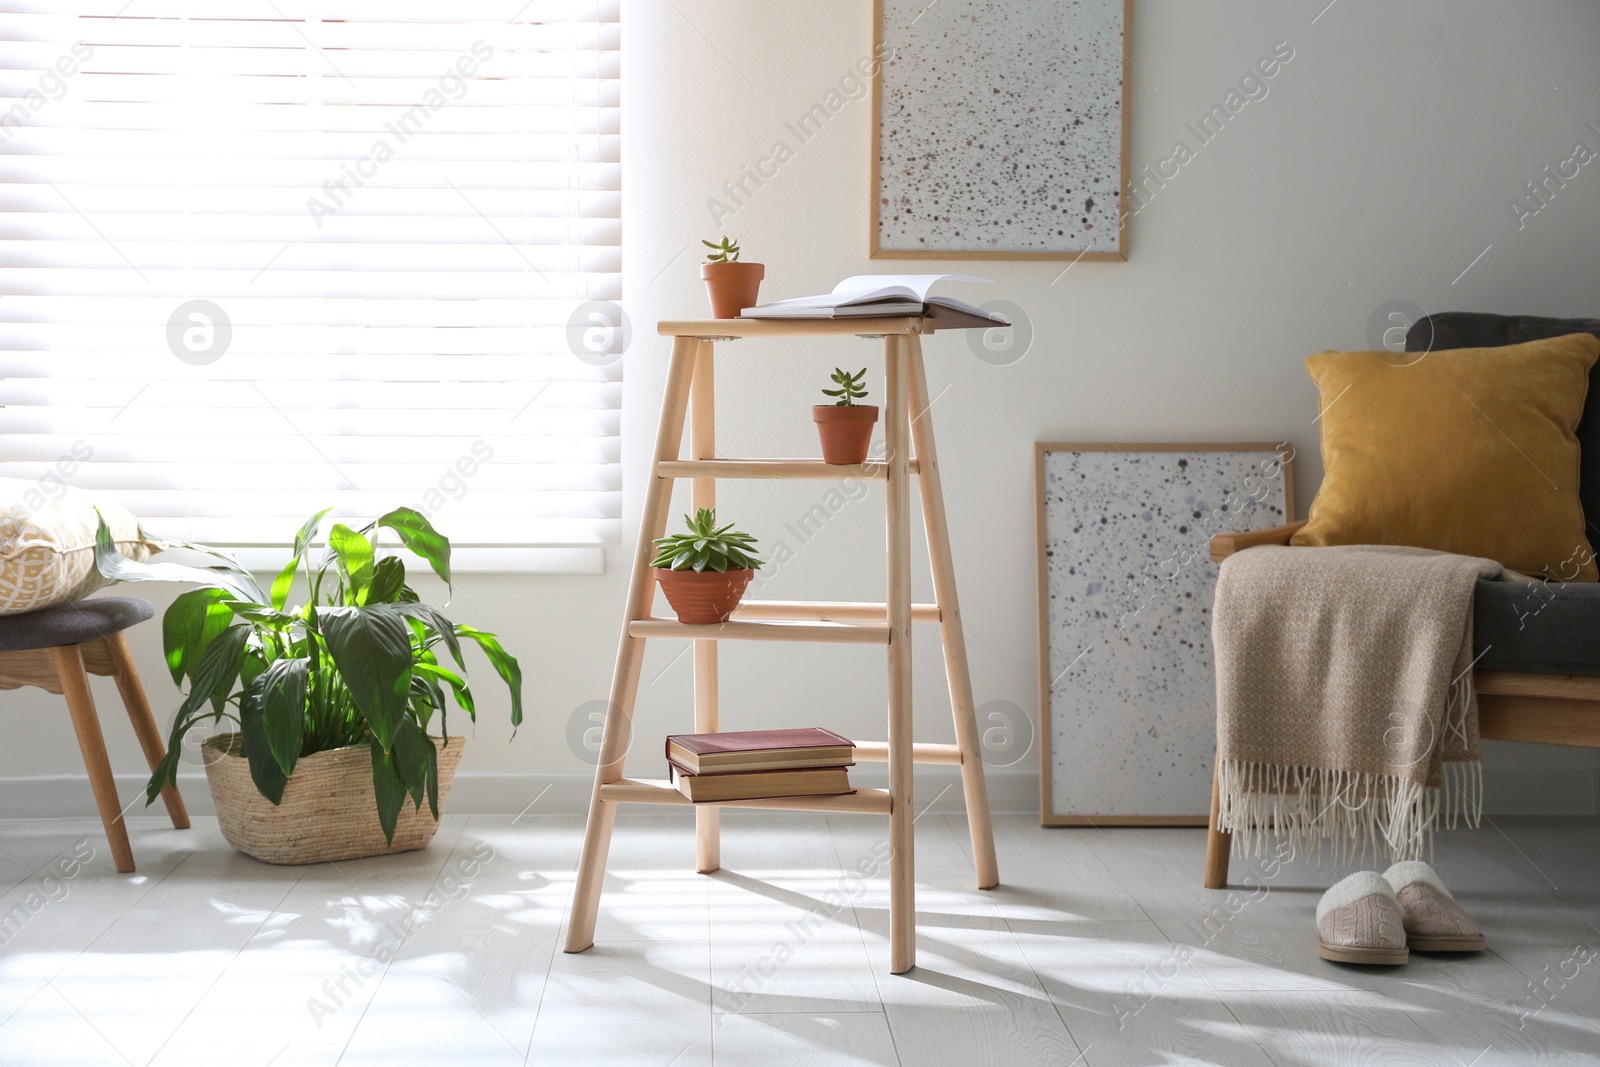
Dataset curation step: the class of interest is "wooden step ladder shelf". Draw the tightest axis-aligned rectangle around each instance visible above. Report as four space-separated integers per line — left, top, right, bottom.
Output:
656 458 919 479
564 315 1001 975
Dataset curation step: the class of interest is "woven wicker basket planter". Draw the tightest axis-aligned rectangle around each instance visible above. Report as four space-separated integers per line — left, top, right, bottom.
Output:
202 733 465 865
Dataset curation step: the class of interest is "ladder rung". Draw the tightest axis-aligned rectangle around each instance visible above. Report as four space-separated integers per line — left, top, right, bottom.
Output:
656 458 920 480
734 600 941 624
600 777 893 814
629 617 889 644
853 741 963 765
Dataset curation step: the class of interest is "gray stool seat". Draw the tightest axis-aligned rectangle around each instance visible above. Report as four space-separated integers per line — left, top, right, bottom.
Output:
0 597 155 653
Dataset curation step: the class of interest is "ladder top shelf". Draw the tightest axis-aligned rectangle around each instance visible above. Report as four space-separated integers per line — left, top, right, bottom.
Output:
658 316 934 338
660 303 1009 337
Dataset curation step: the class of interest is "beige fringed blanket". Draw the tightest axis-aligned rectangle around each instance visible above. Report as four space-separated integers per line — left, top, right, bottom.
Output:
1213 544 1503 864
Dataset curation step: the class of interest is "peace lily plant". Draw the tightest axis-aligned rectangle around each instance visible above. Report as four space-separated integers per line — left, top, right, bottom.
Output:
93 507 522 844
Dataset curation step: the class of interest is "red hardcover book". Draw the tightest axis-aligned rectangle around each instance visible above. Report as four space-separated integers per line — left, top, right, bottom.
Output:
665 727 855 775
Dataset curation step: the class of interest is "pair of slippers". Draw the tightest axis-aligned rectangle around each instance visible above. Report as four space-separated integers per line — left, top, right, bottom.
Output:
1316 861 1485 965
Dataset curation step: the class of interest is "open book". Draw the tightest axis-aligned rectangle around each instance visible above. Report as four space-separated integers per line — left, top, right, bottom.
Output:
740 274 1011 329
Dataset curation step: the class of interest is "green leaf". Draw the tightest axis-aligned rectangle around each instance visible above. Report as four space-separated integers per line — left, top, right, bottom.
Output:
425 737 442 819
94 513 265 604
369 742 406 844
293 507 334 557
163 588 236 687
269 557 299 613
271 507 333 610
392 718 432 811
410 672 445 731
368 556 407 604
377 507 452 588
329 523 376 603
185 625 252 720
389 602 464 668
415 661 476 719
455 625 523 729
225 602 298 628
239 674 288 804
317 604 415 751
259 657 309 776
146 742 183 807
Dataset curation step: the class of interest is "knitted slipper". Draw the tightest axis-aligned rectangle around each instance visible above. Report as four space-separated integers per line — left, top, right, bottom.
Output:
1382 861 1486 952
1316 871 1409 965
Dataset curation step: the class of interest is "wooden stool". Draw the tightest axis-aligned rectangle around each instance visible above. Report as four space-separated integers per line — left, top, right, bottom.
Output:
0 597 189 872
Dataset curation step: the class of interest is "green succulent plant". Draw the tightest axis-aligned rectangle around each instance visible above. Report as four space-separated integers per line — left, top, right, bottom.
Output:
651 508 763 572
702 236 741 263
822 367 869 407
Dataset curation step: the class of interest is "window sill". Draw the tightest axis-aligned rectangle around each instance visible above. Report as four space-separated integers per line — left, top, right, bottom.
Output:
186 544 607 577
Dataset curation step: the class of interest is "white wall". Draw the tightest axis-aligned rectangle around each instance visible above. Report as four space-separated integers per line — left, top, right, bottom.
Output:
6 0 1600 819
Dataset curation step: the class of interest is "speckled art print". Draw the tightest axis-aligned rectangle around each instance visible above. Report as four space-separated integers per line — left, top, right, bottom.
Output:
1035 444 1294 825
872 0 1129 259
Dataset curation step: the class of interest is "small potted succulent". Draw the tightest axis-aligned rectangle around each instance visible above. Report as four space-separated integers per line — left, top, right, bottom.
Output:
652 508 763 624
700 236 764 318
813 367 879 465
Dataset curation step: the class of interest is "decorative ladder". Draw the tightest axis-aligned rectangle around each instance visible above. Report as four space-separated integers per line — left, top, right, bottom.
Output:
563 316 1000 974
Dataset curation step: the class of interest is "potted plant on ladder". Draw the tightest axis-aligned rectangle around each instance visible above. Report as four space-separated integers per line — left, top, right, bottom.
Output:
700 236 764 318
814 367 879 465
93 507 523 864
652 508 763 624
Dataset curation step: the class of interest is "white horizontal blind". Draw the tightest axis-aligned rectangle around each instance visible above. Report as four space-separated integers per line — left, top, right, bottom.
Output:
0 0 621 569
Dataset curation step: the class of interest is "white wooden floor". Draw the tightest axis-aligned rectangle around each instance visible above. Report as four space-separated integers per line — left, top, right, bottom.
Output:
0 811 1597 1066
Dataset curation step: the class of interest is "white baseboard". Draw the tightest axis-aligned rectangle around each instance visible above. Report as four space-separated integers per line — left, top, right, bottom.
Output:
0 766 1592 820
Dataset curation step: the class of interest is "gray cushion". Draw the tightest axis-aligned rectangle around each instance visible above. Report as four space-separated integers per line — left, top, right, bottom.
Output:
1474 577 1600 675
0 597 154 653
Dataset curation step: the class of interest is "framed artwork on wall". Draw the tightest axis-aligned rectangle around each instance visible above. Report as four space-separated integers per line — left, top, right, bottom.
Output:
1034 442 1294 826
871 0 1131 260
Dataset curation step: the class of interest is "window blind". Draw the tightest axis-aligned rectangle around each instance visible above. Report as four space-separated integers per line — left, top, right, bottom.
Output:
0 0 621 572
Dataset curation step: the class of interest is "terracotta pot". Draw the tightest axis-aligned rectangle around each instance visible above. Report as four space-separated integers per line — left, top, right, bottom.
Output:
201 732 465 865
655 566 754 624
813 404 880 465
701 261 765 318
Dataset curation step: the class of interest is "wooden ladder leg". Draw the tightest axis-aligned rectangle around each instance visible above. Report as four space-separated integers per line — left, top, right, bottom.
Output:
905 333 999 890
690 340 720 875
53 644 135 873
566 336 701 953
885 334 916 974
104 632 190 830
1204 748 1231 889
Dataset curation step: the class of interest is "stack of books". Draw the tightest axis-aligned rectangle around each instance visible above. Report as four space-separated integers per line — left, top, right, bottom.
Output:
666 727 855 802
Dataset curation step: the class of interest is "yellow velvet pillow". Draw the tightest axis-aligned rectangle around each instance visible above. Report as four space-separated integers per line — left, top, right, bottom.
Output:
1291 333 1600 581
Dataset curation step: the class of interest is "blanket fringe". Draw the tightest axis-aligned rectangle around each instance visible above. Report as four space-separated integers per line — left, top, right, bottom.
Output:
1216 757 1482 866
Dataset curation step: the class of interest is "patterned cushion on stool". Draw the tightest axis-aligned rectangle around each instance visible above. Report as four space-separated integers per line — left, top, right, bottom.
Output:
0 597 155 653
0 479 157 616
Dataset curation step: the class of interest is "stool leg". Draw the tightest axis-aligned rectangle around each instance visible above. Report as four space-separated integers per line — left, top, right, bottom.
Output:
1204 749 1231 889
53 644 136 873
105 632 190 830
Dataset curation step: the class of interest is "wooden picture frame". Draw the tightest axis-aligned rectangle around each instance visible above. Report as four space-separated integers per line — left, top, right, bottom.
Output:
870 0 1132 261
1034 442 1295 826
